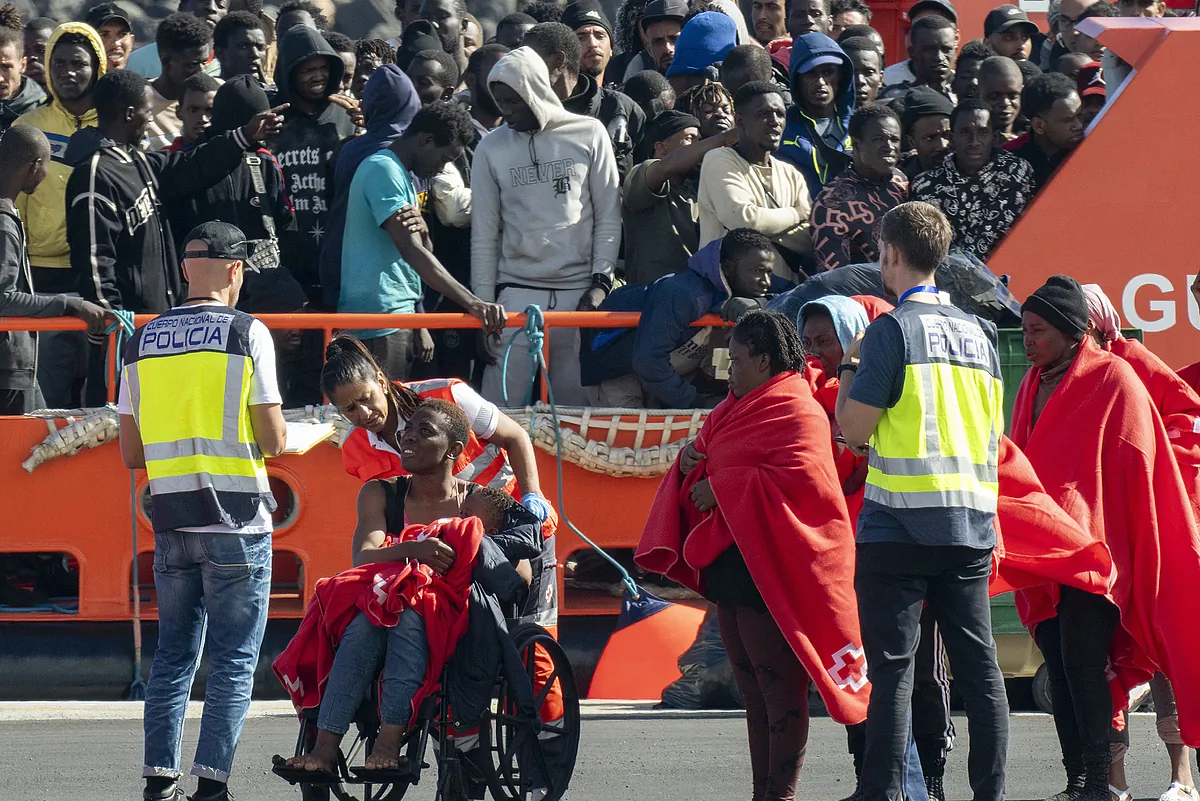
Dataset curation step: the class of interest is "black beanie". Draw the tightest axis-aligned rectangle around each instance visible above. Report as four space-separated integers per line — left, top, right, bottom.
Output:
210 75 270 135
635 109 701 161
900 85 954 136
397 20 444 71
562 0 613 35
1022 274 1089 338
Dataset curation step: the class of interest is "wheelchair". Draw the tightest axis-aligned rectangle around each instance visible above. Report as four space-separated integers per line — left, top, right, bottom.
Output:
274 622 580 801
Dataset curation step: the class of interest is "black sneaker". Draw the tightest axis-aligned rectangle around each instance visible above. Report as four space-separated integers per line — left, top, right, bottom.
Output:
188 788 234 801
143 786 185 801
926 774 947 801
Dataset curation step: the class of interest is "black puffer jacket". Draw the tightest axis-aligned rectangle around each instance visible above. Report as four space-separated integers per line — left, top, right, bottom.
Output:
562 73 645 183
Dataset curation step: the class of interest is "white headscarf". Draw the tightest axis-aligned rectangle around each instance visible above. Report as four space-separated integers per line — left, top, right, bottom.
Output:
1081 283 1122 344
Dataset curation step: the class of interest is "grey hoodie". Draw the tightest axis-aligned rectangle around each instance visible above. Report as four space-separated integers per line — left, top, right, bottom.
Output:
470 47 621 301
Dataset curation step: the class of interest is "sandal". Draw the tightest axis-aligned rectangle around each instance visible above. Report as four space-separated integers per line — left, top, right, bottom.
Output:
271 753 341 785
1110 784 1133 801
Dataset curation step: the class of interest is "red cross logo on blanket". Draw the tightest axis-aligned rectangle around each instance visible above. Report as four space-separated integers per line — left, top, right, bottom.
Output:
827 643 868 691
281 673 303 696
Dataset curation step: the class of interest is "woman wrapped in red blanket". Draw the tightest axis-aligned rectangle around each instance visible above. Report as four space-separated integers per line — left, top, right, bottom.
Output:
272 400 492 785
1015 276 1200 801
636 311 869 801
1082 283 1200 801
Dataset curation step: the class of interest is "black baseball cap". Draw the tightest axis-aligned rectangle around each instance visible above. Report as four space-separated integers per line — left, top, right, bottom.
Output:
908 0 958 22
85 2 133 31
642 0 689 27
184 222 249 261
984 4 1038 37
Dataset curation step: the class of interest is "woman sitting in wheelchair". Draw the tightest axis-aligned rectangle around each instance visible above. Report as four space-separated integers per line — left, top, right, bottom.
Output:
272 398 543 784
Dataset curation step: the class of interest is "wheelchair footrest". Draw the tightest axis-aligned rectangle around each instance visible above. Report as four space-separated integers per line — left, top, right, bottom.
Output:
349 757 416 785
270 754 342 786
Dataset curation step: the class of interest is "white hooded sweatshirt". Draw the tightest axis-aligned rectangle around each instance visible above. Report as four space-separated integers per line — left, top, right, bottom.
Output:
470 47 621 302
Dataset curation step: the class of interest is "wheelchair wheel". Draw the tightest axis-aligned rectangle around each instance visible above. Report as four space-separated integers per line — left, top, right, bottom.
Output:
293 715 411 801
480 623 581 801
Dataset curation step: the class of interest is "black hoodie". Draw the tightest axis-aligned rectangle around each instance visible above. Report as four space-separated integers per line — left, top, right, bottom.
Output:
166 76 306 315
64 125 257 313
267 25 356 309
562 73 644 184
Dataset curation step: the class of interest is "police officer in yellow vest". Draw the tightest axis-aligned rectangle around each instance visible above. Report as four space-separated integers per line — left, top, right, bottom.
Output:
835 202 1009 801
118 222 287 801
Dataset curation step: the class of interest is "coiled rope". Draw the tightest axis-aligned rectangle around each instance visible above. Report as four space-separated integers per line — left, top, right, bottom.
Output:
104 310 147 700
499 305 640 600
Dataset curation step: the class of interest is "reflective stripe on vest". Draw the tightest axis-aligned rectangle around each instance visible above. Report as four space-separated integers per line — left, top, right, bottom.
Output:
864 305 1003 514
401 378 516 492
125 306 274 532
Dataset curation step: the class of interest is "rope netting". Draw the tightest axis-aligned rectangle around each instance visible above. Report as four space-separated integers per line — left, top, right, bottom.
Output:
21 402 709 477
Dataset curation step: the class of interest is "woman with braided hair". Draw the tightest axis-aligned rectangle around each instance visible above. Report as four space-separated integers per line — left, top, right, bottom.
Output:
323 334 553 522
638 309 870 800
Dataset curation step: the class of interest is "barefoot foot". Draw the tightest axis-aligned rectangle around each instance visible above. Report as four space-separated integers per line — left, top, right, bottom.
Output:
364 724 405 771
284 729 343 772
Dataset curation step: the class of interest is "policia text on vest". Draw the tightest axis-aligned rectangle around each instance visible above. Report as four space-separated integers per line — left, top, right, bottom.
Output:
120 304 282 533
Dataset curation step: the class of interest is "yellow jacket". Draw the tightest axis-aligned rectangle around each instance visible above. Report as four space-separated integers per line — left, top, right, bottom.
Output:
15 22 106 273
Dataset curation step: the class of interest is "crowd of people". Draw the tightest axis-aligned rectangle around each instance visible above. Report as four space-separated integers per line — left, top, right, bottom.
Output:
0 0 1146 415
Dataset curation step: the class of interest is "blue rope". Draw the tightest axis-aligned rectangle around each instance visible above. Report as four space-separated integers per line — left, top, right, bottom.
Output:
105 309 146 700
498 305 641 600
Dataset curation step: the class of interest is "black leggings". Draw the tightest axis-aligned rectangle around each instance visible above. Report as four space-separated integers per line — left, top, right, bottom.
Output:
718 603 810 801
1035 586 1121 771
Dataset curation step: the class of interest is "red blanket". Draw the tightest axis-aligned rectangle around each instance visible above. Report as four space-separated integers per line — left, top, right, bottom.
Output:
990 437 1114 602
1178 360 1200 394
635 371 869 725
1011 338 1200 744
273 517 483 723
1110 338 1200 508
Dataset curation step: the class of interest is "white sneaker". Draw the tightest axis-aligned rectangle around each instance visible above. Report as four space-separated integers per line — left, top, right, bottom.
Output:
1159 782 1199 801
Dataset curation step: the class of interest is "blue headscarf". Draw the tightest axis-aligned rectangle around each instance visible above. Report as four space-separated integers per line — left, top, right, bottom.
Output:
798 294 871 354
319 65 421 308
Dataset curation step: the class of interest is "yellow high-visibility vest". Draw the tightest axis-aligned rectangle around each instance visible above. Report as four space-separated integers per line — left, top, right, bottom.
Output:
865 301 1004 513
123 305 275 532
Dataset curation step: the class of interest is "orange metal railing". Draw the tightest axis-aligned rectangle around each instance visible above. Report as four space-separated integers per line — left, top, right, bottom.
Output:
0 311 728 404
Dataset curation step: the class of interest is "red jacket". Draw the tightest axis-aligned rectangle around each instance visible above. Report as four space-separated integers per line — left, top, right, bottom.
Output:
273 517 483 724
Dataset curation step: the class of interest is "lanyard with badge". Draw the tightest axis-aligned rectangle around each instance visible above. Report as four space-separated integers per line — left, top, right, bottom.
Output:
899 285 942 304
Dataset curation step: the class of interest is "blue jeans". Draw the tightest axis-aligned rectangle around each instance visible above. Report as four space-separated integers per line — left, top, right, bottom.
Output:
143 531 272 782
317 609 428 734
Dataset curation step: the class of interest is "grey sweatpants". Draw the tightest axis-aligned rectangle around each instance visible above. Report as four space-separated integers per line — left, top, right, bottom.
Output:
482 286 587 407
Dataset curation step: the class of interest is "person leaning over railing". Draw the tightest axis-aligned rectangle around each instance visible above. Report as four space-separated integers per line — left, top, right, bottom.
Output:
581 228 788 409
322 334 554 524
0 125 109 415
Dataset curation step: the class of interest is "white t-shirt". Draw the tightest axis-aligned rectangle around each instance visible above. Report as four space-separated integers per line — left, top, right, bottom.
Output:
118 304 282 534
366 381 501 457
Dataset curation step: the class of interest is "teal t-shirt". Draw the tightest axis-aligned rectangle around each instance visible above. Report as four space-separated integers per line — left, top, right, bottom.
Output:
338 149 422 338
